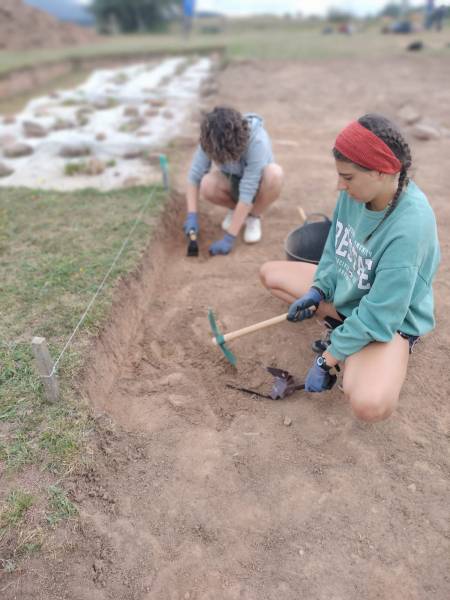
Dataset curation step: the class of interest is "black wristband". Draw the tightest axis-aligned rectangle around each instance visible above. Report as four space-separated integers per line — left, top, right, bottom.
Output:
316 355 332 372
311 286 325 300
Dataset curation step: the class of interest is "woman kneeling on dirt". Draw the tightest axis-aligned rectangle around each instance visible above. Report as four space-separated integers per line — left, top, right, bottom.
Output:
183 106 283 255
260 113 440 422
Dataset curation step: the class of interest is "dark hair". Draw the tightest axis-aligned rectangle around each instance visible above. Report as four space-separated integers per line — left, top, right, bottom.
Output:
333 113 412 241
200 106 249 164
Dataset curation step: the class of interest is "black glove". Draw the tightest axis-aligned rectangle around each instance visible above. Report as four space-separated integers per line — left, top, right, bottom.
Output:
183 212 199 235
287 287 323 322
305 355 337 392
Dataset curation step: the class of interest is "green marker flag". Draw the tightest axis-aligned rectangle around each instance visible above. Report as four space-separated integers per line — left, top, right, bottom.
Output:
159 154 169 190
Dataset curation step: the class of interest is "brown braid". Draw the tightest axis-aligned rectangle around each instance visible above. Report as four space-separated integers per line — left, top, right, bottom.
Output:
333 113 412 241
199 106 249 164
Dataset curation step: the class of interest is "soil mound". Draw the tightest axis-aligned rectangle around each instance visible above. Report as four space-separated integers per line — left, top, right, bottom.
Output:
0 0 97 50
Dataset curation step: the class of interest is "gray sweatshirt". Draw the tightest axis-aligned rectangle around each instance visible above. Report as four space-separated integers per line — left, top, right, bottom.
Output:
187 113 274 205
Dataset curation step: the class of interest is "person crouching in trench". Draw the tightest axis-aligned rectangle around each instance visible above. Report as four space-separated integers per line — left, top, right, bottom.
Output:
183 106 283 255
260 113 440 422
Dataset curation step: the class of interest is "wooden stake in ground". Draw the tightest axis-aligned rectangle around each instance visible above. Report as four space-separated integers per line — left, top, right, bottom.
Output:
31 336 59 403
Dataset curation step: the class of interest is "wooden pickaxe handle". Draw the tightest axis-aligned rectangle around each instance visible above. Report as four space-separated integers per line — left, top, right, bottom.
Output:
212 313 288 346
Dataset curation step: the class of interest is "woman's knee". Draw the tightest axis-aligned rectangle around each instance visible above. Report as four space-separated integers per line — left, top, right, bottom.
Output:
262 164 284 192
344 383 398 422
199 173 219 201
259 261 277 289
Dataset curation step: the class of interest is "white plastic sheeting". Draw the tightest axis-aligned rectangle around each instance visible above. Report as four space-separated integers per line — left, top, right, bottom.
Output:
0 56 211 190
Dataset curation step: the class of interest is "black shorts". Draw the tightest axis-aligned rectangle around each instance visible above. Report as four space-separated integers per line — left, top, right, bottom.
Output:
225 173 241 203
397 331 420 353
222 172 258 204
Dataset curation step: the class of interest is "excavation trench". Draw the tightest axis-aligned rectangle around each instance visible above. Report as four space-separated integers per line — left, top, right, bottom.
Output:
83 190 289 433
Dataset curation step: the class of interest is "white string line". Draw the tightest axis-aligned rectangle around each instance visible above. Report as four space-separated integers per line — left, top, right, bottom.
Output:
43 186 157 379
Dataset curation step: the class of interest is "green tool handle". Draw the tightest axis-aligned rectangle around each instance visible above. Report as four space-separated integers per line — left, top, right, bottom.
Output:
212 313 288 346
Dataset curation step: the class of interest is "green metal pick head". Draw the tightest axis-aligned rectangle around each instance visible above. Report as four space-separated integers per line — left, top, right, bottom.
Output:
208 307 220 337
208 308 237 367
221 345 237 367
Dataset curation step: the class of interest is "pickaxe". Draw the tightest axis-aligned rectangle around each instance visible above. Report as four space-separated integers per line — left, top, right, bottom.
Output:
227 367 305 400
208 308 288 367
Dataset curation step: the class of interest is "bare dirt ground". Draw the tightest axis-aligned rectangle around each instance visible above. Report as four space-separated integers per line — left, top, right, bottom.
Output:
4 55 450 599
0 0 96 50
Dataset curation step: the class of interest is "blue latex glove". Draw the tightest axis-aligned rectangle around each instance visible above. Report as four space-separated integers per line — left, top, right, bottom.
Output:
287 287 323 322
209 233 236 256
305 356 337 393
183 212 199 235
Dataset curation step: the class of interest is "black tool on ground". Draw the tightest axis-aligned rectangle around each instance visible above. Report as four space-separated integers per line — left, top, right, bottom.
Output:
226 384 272 400
187 229 199 257
226 366 305 401
266 367 305 399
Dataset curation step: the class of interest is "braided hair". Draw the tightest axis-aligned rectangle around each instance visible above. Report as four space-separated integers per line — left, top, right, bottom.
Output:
200 106 249 164
333 113 412 241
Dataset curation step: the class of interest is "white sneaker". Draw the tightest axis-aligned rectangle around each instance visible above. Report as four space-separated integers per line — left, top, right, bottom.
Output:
244 215 262 244
221 209 234 232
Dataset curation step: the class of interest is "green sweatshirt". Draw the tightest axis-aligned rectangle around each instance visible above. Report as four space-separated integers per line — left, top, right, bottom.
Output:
313 181 440 361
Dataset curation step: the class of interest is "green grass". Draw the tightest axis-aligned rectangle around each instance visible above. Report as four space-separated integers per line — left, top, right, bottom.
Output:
0 490 34 530
46 486 77 527
0 186 163 468
0 184 164 566
0 34 224 76
0 21 449 79
64 161 89 176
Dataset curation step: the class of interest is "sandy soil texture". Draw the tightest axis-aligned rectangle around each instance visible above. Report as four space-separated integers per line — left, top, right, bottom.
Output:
4 55 450 599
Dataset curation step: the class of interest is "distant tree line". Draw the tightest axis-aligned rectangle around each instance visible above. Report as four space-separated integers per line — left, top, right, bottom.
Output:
379 3 404 18
90 0 182 33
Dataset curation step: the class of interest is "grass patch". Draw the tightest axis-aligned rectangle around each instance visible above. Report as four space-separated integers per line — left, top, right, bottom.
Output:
0 490 34 530
64 161 88 176
46 486 77 527
0 184 163 469
0 490 43 571
1 186 163 343
0 23 449 81
0 36 224 77
0 184 164 565
0 184 164 559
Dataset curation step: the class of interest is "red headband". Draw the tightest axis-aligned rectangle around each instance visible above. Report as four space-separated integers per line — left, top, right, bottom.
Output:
335 121 402 174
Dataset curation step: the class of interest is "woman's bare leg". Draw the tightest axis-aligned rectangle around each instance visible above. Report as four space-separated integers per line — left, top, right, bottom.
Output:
260 262 411 422
251 164 284 217
200 165 283 214
260 261 410 421
343 334 410 422
259 260 342 320
199 171 235 208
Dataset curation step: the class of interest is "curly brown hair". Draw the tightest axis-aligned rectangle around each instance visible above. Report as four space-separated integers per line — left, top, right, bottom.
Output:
333 113 412 241
200 106 249 164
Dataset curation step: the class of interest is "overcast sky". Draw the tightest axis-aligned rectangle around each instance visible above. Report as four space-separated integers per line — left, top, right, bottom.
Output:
195 1 425 17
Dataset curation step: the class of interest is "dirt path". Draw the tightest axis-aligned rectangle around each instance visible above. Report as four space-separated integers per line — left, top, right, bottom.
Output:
6 56 450 599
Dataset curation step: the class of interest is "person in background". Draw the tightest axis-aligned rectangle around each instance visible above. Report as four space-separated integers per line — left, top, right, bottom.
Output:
260 114 440 422
183 106 283 256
